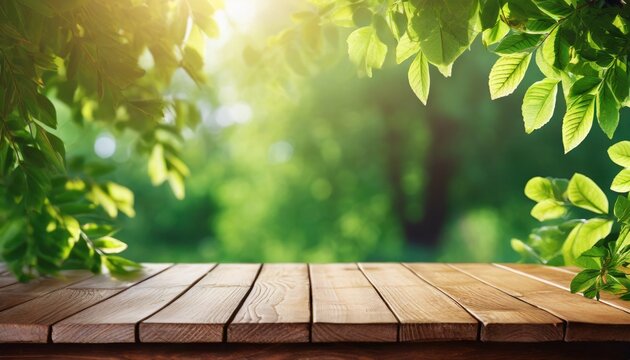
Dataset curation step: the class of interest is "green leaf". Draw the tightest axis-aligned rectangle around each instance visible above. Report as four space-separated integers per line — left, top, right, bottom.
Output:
614 195 630 223
562 94 595 153
489 53 532 99
103 255 141 274
608 141 630 168
596 83 620 139
480 0 501 30
570 269 600 293
395 32 420 64
531 199 567 221
408 52 430 105
609 62 629 103
412 0 480 66
34 93 57 129
567 173 608 214
93 236 128 254
568 77 601 98
522 78 558 133
347 26 388 77
494 33 541 55
533 0 573 19
524 176 554 201
612 169 630 193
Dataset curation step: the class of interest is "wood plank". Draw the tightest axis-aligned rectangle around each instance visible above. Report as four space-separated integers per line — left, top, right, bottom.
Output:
0 264 170 343
228 264 310 343
359 263 478 341
310 263 397 342
140 264 260 343
405 263 563 342
53 264 212 343
2 342 629 360
498 263 630 314
0 271 94 312
0 263 7 273
0 272 18 289
454 263 630 341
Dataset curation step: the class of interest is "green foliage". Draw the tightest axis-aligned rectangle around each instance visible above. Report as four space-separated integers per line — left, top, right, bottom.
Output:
264 0 629 301
0 0 216 280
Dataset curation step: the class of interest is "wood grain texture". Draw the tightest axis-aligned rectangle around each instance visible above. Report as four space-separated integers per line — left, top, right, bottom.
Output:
455 263 630 341
359 263 478 342
228 264 310 343
0 272 17 289
405 263 563 342
498 263 630 314
140 264 260 343
53 264 212 343
0 271 94 312
0 264 169 343
310 263 397 342
1 342 629 360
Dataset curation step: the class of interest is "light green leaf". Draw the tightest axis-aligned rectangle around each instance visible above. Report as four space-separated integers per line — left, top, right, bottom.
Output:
395 32 420 64
408 52 430 105
489 53 532 99
522 78 558 133
562 94 595 153
569 218 613 259
482 19 510 46
536 33 561 80
347 26 388 77
148 144 168 186
531 199 567 221
494 33 541 55
93 236 128 254
412 0 480 66
608 141 630 168
168 171 186 200
524 176 554 201
612 169 630 193
568 173 608 214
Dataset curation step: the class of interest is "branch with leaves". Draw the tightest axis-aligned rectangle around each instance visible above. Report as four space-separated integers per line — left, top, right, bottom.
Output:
0 0 218 280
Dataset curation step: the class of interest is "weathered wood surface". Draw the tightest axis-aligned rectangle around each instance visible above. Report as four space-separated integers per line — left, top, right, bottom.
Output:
406 263 564 342
498 263 630 314
455 263 630 341
228 264 310 343
0 262 629 346
0 271 94 312
141 264 260 343
0 264 169 343
310 263 398 342
53 264 211 343
358 263 478 341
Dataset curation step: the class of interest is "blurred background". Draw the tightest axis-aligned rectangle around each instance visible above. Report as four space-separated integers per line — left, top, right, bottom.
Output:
52 0 628 263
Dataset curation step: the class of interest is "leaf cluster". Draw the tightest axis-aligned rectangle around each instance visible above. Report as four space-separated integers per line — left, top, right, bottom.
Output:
0 0 217 279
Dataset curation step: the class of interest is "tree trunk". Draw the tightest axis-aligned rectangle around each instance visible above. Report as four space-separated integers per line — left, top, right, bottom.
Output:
384 111 458 249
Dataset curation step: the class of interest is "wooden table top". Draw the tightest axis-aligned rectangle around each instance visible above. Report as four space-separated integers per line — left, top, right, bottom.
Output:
0 262 629 344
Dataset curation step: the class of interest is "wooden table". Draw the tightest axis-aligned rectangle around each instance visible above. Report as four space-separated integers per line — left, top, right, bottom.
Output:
0 263 629 359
